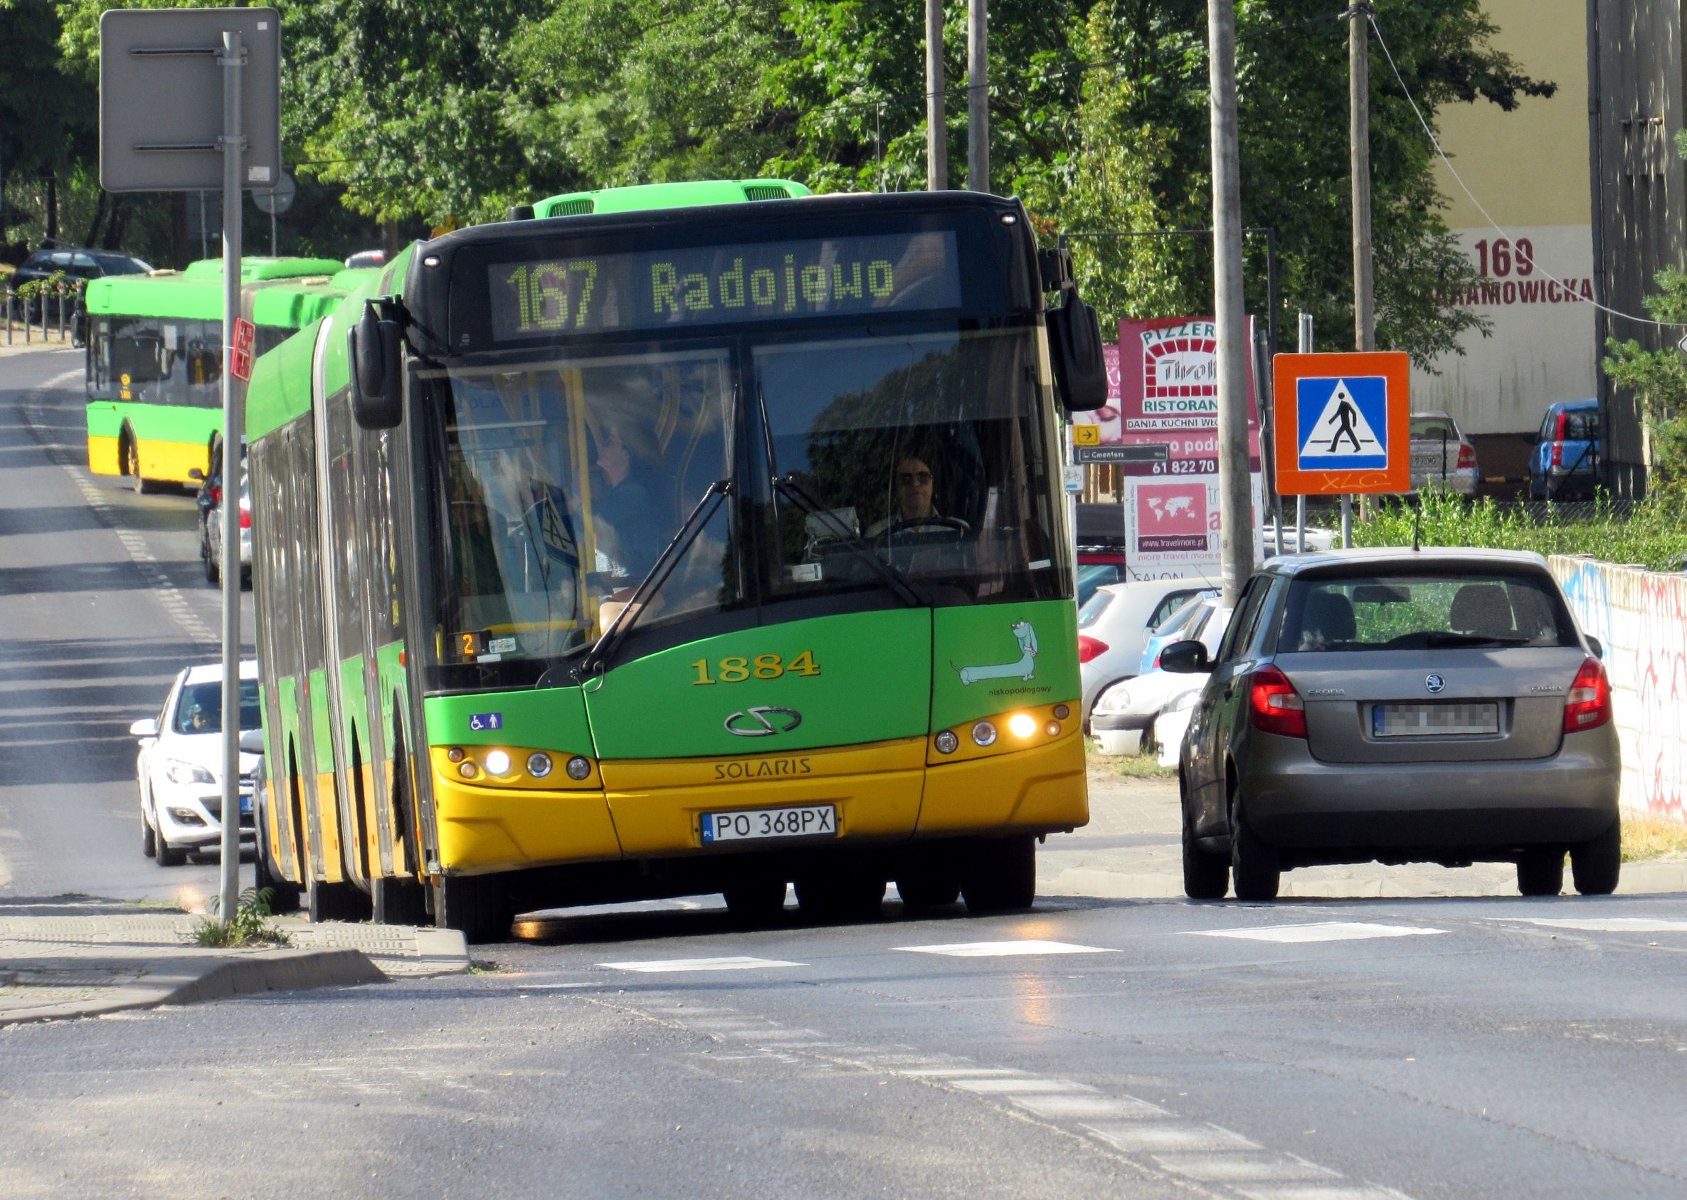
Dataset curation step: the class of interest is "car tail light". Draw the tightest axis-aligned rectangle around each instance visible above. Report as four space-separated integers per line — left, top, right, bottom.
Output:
239 508 251 529
1563 656 1612 733
1456 443 1477 470
209 485 221 505
1077 635 1108 664
1552 443 1563 467
1248 665 1307 738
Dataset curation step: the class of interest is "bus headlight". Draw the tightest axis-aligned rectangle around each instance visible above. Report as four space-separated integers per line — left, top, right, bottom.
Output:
458 761 479 780
971 721 997 747
934 730 959 754
483 749 512 776
1007 713 1038 740
526 752 554 778
565 756 592 781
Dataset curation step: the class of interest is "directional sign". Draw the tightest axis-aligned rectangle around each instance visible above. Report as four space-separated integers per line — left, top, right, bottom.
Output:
1272 351 1410 495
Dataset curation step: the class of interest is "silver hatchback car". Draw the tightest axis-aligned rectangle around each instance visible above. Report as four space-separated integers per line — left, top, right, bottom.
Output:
1162 547 1620 901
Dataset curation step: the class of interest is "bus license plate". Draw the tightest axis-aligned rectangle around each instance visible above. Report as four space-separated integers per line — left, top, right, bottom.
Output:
700 804 837 844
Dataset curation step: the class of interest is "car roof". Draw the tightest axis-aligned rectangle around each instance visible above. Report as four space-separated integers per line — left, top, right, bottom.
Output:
1260 545 1550 576
180 660 260 685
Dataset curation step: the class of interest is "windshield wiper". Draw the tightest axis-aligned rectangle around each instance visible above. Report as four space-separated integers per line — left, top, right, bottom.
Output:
576 478 734 679
773 472 926 608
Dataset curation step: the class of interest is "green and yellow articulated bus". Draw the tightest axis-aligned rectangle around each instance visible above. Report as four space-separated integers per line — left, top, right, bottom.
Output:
83 256 347 491
245 179 1109 941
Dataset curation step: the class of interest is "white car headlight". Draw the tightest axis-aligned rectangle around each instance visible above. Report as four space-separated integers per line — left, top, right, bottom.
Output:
1164 689 1201 715
1093 682 1136 716
165 760 216 786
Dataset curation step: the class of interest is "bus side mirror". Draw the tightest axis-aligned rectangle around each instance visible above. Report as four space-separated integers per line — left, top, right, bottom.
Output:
350 299 403 429
1048 289 1108 412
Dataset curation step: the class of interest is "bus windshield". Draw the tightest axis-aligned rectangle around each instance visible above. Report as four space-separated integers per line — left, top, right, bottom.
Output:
417 324 1066 685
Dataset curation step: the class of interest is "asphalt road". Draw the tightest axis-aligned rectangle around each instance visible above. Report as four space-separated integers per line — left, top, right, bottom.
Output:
0 344 254 906
4 346 1687 1199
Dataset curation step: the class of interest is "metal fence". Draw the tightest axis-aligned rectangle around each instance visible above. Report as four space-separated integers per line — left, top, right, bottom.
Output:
2 281 85 347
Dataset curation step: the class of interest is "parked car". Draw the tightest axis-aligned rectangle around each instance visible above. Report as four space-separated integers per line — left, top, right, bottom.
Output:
205 469 252 586
1092 601 1232 757
1527 398 1601 500
1077 578 1218 726
130 661 262 865
7 245 153 321
1138 592 1226 676
1408 410 1479 495
1162 547 1620 901
1077 561 1127 608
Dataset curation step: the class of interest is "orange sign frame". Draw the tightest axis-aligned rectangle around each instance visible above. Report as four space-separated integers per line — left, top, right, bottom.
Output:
1271 351 1411 495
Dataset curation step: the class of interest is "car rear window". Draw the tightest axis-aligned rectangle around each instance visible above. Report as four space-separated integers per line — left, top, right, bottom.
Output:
1410 417 1458 440
1279 570 1579 652
1077 587 1114 628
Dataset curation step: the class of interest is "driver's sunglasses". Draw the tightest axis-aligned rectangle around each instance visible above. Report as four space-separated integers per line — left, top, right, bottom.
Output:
898 470 932 486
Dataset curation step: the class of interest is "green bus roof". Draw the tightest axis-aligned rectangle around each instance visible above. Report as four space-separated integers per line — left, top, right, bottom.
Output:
529 179 810 219
246 250 410 441
84 257 349 326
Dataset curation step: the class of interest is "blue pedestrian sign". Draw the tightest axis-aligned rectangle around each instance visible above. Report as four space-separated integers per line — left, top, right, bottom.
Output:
1295 375 1388 470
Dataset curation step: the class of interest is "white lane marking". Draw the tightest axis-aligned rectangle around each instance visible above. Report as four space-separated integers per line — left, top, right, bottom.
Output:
949 1077 1097 1095
1234 1186 1414 1200
1086 1121 1262 1153
896 939 1116 957
1014 1094 1170 1120
1190 922 1446 944
1489 917 1687 933
596 955 803 973
1152 1152 1336 1183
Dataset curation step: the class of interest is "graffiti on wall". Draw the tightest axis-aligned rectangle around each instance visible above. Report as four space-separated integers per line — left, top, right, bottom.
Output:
1554 556 1687 824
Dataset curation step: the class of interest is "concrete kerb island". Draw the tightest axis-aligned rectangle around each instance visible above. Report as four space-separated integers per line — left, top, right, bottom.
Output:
0 899 469 1027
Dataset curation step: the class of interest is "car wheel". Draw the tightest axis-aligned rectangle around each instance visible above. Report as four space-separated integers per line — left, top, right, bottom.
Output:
155 825 187 868
140 803 156 859
895 872 962 911
1229 798 1280 901
1570 821 1621 896
722 875 790 925
1516 848 1564 896
1182 809 1229 900
207 543 220 585
960 834 1036 914
204 534 218 583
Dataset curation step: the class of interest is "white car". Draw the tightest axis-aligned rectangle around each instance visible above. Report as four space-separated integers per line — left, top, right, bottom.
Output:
1091 603 1232 757
1078 578 1218 726
130 661 261 865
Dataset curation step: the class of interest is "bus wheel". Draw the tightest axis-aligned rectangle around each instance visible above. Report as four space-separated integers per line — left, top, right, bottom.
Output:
894 871 962 911
794 872 885 923
960 836 1036 914
372 876 430 925
722 876 788 925
121 437 158 495
432 874 514 944
307 874 368 924
253 817 301 913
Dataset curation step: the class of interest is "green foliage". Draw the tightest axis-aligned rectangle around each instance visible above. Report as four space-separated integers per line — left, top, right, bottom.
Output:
190 887 292 948
1347 489 1687 572
1602 265 1687 500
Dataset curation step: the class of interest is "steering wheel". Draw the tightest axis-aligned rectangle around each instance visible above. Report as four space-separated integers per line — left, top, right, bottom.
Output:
881 516 970 543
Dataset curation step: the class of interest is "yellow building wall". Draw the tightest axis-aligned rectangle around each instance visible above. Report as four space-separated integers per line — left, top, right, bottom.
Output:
1413 1 1595 444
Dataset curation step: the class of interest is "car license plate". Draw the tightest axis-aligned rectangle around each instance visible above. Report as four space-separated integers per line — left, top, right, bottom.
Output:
700 804 837 844
240 795 253 815
1373 702 1499 737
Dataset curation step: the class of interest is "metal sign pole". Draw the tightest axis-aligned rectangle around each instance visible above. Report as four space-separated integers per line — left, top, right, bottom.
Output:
217 30 246 927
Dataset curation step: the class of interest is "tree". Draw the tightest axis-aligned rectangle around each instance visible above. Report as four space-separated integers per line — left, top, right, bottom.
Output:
1602 266 1687 499
2 0 98 249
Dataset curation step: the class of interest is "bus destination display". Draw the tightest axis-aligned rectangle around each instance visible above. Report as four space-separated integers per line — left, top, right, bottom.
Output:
487 231 960 340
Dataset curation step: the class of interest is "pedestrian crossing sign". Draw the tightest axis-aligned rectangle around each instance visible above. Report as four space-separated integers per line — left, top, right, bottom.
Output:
1271 351 1410 495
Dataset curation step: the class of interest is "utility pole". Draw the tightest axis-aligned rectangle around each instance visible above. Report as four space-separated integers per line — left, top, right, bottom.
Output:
1346 1 1375 545
926 0 947 190
967 0 988 192
1208 0 1251 607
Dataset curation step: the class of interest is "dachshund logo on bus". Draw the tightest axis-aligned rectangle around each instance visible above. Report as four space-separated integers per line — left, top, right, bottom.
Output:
955 620 1039 685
